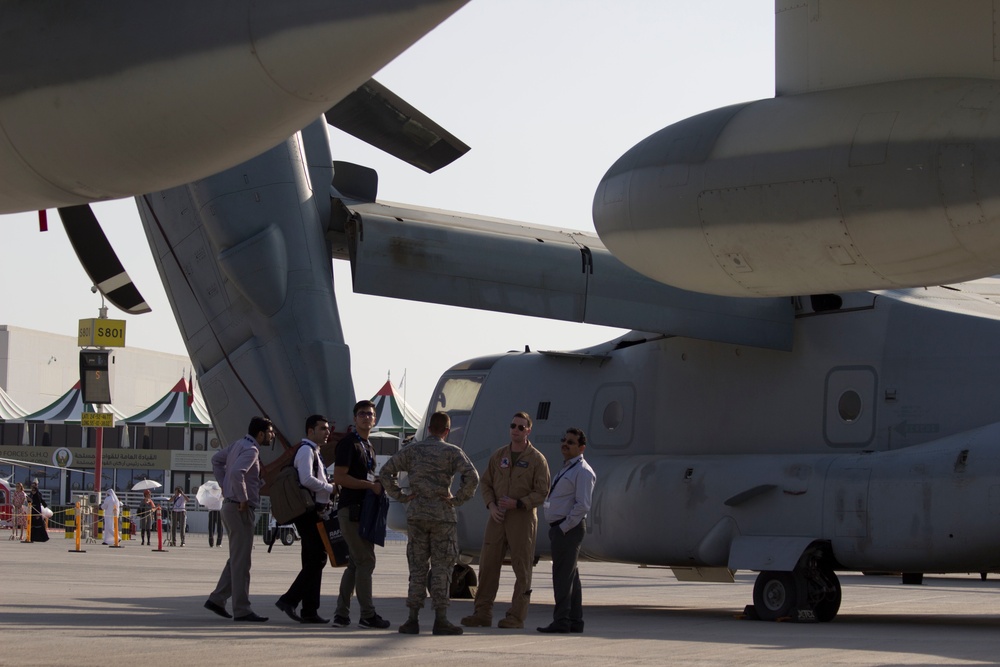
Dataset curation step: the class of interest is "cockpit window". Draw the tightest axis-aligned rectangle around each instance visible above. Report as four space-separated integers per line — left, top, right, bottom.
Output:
425 373 486 449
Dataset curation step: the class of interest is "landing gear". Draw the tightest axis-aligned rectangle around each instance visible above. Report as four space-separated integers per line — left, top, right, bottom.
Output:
752 571 799 619
750 546 841 622
449 563 477 599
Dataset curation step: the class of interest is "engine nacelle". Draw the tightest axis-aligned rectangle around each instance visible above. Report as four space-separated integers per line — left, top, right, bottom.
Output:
594 78 1000 297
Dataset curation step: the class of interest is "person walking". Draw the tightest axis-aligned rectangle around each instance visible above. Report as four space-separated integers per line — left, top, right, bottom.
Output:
28 480 49 543
169 486 188 547
207 507 224 548
538 428 596 634
462 412 550 629
101 488 122 545
332 400 391 629
275 414 335 624
11 482 26 541
204 416 274 623
380 411 479 635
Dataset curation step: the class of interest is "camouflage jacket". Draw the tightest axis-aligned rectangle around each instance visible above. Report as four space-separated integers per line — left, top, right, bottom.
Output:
379 435 480 523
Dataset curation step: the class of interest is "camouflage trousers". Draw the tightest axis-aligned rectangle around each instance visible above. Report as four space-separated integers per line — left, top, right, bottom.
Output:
406 518 458 610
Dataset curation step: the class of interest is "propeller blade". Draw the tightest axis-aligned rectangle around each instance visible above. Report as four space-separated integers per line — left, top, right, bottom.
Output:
325 77 470 173
57 204 152 315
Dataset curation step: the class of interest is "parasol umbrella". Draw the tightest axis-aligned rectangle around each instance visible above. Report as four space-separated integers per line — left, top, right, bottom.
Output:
131 479 162 491
196 480 223 510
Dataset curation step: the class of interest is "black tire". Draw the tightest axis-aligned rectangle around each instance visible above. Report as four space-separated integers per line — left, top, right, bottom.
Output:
263 528 275 546
981 572 988 581
280 529 295 546
752 571 800 621
901 572 924 585
449 563 477 599
811 570 842 622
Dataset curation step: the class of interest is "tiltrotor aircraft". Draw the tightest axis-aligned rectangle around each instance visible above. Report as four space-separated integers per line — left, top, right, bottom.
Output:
18 1 1000 622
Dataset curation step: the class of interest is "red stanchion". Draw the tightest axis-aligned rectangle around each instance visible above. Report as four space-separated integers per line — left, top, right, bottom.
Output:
152 507 167 552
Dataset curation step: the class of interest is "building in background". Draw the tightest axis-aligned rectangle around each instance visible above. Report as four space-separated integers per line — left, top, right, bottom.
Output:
0 325 212 503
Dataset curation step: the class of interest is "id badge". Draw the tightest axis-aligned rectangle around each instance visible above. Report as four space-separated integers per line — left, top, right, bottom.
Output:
543 500 550 510
367 472 376 483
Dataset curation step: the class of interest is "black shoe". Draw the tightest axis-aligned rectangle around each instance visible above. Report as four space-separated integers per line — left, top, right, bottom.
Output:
536 623 571 633
204 600 232 619
275 600 301 622
331 615 350 628
399 619 420 634
234 612 269 622
300 614 329 624
570 621 584 633
358 614 390 629
432 619 463 635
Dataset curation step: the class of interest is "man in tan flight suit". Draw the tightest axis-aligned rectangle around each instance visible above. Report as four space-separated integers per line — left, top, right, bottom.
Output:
461 411 550 629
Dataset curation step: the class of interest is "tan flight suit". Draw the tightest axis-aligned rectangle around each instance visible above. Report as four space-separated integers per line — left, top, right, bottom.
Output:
470 442 550 626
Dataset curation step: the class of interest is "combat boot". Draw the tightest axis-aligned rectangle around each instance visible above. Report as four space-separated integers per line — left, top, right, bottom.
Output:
460 613 492 627
399 608 420 634
497 615 524 629
432 618 463 635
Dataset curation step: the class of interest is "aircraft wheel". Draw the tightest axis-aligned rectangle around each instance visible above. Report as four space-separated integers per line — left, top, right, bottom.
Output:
280 529 295 546
901 572 923 585
752 571 800 621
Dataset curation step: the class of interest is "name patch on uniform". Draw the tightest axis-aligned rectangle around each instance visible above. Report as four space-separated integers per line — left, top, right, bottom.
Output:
515 460 529 468
500 457 510 469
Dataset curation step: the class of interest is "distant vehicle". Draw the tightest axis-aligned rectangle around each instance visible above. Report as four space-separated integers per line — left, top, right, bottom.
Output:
263 514 298 547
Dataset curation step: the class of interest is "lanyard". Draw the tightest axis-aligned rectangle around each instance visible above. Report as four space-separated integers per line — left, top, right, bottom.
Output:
354 433 375 473
548 458 581 497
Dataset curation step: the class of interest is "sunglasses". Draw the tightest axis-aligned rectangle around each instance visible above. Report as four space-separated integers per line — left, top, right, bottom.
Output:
560 437 579 445
509 423 527 431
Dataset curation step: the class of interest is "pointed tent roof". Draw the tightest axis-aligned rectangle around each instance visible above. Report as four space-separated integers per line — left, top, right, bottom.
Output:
123 377 212 427
370 378 421 436
0 385 26 421
18 381 126 424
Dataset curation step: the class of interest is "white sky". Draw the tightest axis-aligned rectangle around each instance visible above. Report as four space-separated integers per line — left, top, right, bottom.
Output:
0 1 774 414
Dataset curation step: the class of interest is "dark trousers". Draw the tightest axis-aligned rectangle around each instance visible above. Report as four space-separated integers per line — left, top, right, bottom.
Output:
278 511 327 616
208 510 224 547
549 520 585 627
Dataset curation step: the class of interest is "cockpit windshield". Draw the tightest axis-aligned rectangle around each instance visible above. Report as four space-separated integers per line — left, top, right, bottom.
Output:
426 373 486 449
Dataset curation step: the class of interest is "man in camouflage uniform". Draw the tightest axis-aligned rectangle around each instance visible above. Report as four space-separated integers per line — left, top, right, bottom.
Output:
379 411 479 635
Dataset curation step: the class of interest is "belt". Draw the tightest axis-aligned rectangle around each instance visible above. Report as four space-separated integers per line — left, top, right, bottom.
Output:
224 499 241 504
549 520 564 527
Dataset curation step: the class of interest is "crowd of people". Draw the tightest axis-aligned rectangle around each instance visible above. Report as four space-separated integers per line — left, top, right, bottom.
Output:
4 402 597 635
204 403 597 636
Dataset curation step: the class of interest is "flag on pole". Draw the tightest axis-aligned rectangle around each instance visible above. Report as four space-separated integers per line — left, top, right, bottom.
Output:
187 369 194 407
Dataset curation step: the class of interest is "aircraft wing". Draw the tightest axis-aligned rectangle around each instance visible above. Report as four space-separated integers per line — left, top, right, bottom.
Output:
345 201 794 350
776 0 1000 96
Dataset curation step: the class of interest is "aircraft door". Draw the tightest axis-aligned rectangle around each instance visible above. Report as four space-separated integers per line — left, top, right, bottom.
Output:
824 366 877 448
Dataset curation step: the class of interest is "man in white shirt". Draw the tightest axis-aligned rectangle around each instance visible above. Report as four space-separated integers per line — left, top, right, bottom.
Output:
275 414 334 623
538 427 596 634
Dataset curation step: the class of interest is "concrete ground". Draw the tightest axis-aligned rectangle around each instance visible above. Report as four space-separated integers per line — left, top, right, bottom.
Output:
2 530 1000 666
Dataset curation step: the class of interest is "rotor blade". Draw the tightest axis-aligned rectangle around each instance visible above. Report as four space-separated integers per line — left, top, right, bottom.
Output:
325 77 470 173
57 204 152 314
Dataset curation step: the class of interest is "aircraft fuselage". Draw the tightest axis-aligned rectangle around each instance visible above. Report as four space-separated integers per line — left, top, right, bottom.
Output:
424 290 1000 592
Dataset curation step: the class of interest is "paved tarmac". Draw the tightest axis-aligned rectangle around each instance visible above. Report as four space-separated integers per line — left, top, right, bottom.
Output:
3 530 1000 666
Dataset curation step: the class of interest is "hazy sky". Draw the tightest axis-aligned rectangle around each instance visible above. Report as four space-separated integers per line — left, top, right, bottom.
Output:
0 1 774 415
